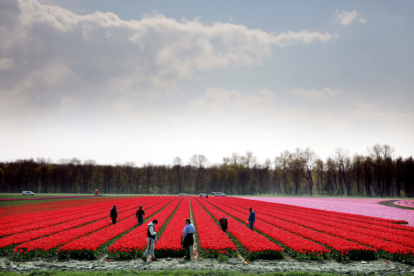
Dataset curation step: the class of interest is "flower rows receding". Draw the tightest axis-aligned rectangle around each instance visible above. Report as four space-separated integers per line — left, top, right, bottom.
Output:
210 199 374 262
243 198 412 232
57 197 176 260
0 197 145 256
217 198 414 263
108 197 182 260
196 198 284 261
0 198 138 237
10 197 154 260
153 198 192 258
190 197 237 258
1 197 114 225
228 198 414 252
203 198 332 261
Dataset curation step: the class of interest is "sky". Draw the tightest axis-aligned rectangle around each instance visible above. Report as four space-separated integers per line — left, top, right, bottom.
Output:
0 0 413 166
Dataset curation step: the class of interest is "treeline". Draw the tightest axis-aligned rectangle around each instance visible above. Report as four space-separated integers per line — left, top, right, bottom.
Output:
0 144 413 197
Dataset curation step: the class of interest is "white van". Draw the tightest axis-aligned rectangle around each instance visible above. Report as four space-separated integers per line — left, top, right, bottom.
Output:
179 193 189 196
22 191 34 196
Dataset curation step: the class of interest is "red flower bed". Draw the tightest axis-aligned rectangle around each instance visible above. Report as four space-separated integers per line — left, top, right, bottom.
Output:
191 197 237 258
57 197 176 260
108 198 182 259
1 197 145 256
216 198 413 262
10 197 155 260
197 198 284 261
154 198 191 258
203 199 332 261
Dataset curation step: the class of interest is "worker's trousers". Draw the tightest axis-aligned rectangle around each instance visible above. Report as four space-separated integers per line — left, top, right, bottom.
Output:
143 238 155 258
249 221 254 230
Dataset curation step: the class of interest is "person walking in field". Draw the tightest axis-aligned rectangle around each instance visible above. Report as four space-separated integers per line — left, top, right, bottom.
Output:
110 205 117 224
181 218 195 260
246 207 255 230
142 219 158 262
136 205 145 226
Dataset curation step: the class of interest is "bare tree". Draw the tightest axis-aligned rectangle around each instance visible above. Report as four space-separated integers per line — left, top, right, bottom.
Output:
142 163 154 194
173 157 183 193
190 154 208 194
123 161 135 194
300 148 317 195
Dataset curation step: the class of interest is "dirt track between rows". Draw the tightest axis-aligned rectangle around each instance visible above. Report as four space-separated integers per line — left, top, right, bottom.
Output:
1 256 414 275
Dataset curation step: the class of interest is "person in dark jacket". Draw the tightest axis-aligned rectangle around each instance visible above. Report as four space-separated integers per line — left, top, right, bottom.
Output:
110 205 117 224
219 217 228 232
206 195 208 199
136 206 145 226
247 207 255 230
181 218 195 260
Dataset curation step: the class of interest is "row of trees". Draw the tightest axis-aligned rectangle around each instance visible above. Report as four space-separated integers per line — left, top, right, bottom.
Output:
0 144 413 197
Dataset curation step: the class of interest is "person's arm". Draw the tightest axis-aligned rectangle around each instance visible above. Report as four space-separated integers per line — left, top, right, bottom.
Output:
252 212 255 222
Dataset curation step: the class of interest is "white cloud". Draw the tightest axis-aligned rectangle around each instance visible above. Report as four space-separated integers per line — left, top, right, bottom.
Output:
336 10 366 26
289 88 340 100
190 87 278 119
0 58 14 70
0 0 335 112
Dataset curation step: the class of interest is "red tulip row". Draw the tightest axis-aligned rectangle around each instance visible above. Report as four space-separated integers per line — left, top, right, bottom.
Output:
227 198 414 248
239 198 411 231
248 199 414 240
108 198 183 259
0 197 146 256
196 198 284 261
190 197 237 258
9 197 154 260
216 198 414 262
0 198 143 237
1 197 116 227
154 198 191 258
0 196 112 218
203 199 334 261
57 197 176 260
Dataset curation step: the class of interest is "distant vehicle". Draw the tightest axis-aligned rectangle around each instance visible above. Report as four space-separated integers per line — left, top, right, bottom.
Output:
199 193 206 196
22 191 34 196
212 192 226 197
179 193 189 196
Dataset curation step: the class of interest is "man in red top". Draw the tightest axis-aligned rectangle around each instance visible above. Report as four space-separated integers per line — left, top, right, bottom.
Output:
136 206 145 226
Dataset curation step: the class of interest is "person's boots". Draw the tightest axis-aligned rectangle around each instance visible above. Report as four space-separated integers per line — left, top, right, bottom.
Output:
151 257 158 261
142 257 147 262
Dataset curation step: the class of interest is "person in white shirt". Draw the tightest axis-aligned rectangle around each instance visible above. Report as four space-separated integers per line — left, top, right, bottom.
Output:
142 219 158 262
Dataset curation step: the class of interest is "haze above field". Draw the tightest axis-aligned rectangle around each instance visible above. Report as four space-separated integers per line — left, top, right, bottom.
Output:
0 0 413 165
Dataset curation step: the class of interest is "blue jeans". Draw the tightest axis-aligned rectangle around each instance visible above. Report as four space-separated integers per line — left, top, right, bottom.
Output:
249 221 254 230
138 217 143 226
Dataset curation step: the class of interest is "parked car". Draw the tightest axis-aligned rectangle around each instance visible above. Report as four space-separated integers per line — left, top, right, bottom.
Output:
199 193 206 196
22 191 34 196
179 193 189 196
212 192 226 197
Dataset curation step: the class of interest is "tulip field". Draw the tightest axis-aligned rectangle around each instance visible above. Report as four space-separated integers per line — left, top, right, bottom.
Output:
1 196 413 264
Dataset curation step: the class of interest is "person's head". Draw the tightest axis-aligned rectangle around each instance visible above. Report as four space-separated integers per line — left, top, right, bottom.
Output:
139 205 142 209
152 219 158 225
249 207 252 212
113 205 116 209
185 218 191 225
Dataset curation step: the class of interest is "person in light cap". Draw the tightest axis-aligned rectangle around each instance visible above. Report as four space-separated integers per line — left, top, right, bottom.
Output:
110 205 117 224
142 219 158 262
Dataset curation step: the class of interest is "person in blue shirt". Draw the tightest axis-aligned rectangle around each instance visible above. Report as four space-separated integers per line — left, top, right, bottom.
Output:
181 218 195 260
247 207 255 230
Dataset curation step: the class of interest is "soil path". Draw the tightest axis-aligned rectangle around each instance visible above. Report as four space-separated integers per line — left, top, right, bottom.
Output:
379 200 414 210
1 256 413 275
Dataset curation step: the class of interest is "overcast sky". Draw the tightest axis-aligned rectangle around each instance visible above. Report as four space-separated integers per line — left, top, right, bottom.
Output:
0 0 413 166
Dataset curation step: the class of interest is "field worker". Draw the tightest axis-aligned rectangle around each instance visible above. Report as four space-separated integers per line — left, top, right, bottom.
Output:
142 219 158 262
136 205 145 226
110 205 117 224
247 207 255 230
206 195 208 199
219 217 228 232
181 218 195 260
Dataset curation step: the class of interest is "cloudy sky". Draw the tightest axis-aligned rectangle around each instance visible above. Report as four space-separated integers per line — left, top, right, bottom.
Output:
0 0 413 166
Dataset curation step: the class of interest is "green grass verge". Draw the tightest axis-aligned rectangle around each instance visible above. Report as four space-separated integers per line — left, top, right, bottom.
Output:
1 270 409 276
